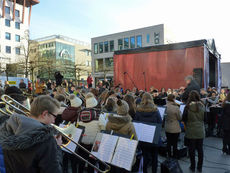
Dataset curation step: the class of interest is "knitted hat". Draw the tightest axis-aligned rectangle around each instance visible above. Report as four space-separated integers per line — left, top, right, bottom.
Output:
117 99 129 116
69 94 82 108
85 92 98 108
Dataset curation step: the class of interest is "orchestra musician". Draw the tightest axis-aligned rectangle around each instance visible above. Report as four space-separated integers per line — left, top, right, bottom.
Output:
0 95 63 173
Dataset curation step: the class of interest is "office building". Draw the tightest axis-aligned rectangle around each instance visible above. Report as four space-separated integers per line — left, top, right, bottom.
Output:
31 35 92 83
91 24 175 84
0 0 39 73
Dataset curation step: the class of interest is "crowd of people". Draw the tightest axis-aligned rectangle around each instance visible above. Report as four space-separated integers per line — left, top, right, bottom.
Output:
0 74 229 173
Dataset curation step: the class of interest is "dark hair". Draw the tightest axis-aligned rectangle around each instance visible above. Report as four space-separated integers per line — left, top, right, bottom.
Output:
124 94 136 118
186 90 201 112
104 98 116 112
167 94 175 102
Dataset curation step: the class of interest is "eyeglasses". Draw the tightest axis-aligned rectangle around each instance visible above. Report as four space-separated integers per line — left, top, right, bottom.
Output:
48 111 57 118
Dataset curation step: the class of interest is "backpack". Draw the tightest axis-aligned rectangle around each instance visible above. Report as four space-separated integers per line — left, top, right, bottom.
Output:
79 108 100 123
62 107 81 123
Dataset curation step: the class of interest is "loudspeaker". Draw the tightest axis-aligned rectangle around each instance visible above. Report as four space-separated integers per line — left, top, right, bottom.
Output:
193 68 203 88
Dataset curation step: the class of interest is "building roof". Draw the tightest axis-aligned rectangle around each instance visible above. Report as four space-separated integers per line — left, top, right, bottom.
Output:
34 35 90 47
114 39 220 59
12 0 40 7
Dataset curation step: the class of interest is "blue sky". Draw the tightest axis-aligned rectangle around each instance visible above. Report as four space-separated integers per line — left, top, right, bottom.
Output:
30 0 230 62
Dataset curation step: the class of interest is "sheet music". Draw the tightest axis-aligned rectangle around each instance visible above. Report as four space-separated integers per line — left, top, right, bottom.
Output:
111 137 138 171
180 104 186 114
175 100 183 105
133 122 156 143
59 123 83 153
158 107 166 120
91 133 118 163
99 113 109 127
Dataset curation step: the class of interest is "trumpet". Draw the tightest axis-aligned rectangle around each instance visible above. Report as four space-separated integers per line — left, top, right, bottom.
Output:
0 94 111 173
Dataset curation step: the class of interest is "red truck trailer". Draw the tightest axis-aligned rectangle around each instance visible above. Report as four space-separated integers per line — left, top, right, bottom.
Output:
114 39 221 91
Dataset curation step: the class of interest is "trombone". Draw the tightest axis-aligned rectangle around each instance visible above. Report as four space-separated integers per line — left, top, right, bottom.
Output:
1 94 111 173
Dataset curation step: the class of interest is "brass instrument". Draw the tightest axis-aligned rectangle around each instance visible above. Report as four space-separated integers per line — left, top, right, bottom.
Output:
0 94 111 173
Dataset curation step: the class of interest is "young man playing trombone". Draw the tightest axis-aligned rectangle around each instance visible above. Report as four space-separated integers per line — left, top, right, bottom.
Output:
0 95 63 173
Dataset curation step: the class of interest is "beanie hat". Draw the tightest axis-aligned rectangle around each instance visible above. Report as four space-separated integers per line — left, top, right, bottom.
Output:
69 94 82 108
117 99 129 116
85 92 98 108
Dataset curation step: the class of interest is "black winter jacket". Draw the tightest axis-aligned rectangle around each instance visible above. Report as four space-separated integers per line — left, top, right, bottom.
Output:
135 103 162 146
0 114 63 173
182 80 200 103
223 101 230 131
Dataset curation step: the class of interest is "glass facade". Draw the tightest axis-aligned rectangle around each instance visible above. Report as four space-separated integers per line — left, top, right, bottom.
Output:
104 41 108 53
38 42 75 79
94 43 98 54
99 42 103 53
124 38 129 49
95 59 104 72
118 39 123 50
136 35 142 48
109 40 114 52
130 36 135 48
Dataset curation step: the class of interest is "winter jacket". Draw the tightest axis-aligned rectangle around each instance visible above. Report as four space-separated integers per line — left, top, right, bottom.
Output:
0 114 63 173
222 101 230 131
135 102 162 146
78 108 105 145
106 114 137 140
165 101 182 133
182 101 205 139
135 103 162 124
0 113 8 173
182 80 200 103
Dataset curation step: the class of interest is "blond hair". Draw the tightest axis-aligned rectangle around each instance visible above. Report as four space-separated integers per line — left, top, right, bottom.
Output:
30 95 60 117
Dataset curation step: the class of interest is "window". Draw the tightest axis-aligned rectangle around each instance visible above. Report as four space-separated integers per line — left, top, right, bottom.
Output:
5 19 10 27
109 40 114 52
15 22 20 29
6 46 11 54
99 42 103 53
118 39 123 50
15 10 20 17
15 47 20 55
95 59 104 72
5 6 10 14
94 43 98 54
104 41 108 53
105 57 114 71
147 34 150 43
124 38 129 49
15 35 20 42
5 32 11 40
136 35 142 48
154 32 160 44
130 36 135 48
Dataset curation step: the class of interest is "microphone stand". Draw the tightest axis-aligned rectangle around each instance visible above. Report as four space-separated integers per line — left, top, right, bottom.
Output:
124 72 137 89
143 72 147 91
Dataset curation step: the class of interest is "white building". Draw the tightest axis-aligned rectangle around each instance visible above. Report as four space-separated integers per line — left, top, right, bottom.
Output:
0 0 39 72
91 24 175 84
